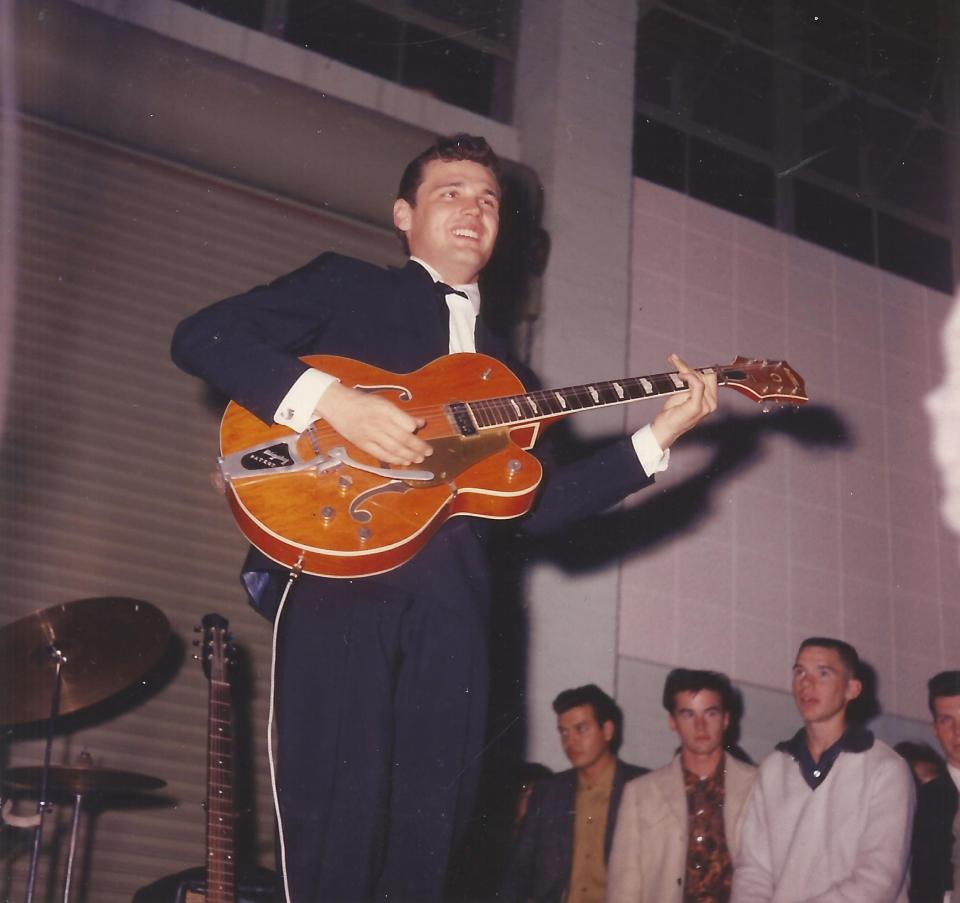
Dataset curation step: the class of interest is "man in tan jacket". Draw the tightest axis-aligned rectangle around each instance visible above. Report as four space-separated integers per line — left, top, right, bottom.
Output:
606 669 756 903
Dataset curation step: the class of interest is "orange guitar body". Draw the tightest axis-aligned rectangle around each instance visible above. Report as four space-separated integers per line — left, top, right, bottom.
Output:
219 354 545 579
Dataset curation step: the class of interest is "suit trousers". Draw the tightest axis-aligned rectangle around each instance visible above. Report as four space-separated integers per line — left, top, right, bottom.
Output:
274 531 490 902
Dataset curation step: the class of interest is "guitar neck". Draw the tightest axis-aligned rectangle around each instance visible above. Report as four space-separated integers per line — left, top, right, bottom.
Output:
457 365 736 433
206 674 235 903
453 357 807 435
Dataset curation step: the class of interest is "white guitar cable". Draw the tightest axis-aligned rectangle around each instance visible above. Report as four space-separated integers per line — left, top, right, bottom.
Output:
267 561 303 903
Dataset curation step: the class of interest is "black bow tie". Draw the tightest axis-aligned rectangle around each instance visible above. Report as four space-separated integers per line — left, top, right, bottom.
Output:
436 282 468 300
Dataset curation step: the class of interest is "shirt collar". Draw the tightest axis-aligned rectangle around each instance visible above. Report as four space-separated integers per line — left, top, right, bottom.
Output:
777 722 874 758
776 723 874 790
409 257 481 316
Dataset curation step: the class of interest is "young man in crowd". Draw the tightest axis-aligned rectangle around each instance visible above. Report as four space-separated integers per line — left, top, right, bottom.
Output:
500 685 647 903
910 671 960 902
607 668 756 902
732 637 914 902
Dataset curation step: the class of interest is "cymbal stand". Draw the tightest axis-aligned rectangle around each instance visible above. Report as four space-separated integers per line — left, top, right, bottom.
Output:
25 644 64 903
61 789 83 903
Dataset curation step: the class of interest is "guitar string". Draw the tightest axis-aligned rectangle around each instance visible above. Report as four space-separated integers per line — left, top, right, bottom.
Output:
291 363 798 448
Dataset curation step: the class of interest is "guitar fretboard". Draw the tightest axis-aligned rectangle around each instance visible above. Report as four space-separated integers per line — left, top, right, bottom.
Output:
461 367 721 432
207 675 235 903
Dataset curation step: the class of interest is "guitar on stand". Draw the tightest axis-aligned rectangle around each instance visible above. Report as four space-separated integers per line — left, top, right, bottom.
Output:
133 614 274 903
194 613 236 903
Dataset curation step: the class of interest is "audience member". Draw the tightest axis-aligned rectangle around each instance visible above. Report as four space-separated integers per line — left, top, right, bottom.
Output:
501 685 646 903
607 668 756 902
910 671 960 903
513 763 554 838
896 740 947 787
732 637 914 902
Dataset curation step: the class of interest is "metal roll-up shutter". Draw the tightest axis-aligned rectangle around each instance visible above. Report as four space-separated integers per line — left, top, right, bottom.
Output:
0 116 401 902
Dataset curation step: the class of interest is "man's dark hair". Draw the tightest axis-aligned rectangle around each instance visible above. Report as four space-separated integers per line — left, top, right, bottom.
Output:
797 637 861 678
396 133 501 206
552 684 623 753
927 671 960 716
662 668 734 715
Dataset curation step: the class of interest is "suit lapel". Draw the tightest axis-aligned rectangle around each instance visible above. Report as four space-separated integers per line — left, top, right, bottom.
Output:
662 756 689 829
392 260 449 364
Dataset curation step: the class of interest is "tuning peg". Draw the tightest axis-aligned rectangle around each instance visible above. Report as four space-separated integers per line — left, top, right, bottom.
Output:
192 639 200 646
760 403 774 414
193 626 201 633
192 653 200 661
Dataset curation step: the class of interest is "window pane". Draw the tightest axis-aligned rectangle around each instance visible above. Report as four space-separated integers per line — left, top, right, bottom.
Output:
633 116 686 192
401 22 497 116
409 0 517 44
689 139 775 225
180 0 265 29
794 180 874 263
877 214 953 293
285 0 402 82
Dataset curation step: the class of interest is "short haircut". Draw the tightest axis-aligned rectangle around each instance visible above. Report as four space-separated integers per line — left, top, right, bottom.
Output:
662 668 734 715
797 637 861 678
396 133 501 206
928 671 960 716
552 684 623 753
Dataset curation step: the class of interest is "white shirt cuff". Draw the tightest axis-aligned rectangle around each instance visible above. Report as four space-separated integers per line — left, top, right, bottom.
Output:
631 424 670 476
273 369 339 432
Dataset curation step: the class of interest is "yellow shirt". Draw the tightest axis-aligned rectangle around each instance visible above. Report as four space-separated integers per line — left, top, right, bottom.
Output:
567 759 615 903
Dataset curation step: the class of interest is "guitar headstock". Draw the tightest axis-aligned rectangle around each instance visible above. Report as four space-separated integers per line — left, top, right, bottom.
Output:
197 612 232 682
719 356 808 406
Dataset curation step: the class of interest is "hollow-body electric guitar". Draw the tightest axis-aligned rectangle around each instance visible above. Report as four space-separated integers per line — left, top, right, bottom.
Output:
217 353 807 579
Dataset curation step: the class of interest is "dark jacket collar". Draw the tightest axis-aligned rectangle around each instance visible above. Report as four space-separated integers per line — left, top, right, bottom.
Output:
776 723 874 790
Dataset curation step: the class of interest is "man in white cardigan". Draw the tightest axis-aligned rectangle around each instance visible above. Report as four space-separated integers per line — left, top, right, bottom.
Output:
732 637 915 903
606 669 756 902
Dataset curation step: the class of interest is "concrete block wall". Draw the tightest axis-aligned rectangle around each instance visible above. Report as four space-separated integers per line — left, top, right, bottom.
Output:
615 177 956 768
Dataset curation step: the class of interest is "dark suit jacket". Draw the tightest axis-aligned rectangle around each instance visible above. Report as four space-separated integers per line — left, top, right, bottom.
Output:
910 773 958 902
500 760 648 903
171 253 655 617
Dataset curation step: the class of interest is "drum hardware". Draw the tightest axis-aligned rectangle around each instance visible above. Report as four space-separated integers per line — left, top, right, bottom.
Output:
0 596 170 903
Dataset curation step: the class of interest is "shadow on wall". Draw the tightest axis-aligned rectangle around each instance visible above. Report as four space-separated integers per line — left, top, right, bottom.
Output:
524 404 851 570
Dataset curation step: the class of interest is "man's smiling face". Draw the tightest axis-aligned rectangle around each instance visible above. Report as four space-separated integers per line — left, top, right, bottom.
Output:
392 158 500 285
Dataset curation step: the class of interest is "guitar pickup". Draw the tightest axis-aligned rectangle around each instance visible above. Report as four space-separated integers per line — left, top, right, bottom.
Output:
446 402 477 437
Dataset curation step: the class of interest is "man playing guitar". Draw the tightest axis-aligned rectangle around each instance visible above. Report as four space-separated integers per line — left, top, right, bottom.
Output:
172 134 717 902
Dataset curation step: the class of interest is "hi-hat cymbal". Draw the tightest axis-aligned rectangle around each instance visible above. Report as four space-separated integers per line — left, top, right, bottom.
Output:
0 597 170 726
3 765 166 796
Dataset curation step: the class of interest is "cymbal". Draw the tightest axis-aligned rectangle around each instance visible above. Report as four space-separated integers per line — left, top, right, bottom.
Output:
0 597 170 726
3 765 166 796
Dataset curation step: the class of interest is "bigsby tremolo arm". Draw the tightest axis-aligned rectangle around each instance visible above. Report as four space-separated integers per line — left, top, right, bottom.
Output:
218 434 435 483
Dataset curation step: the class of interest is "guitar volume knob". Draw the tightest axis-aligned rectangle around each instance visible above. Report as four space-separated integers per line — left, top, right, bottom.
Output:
357 527 372 544
321 506 336 524
506 459 522 478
